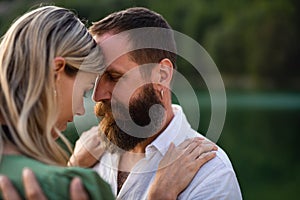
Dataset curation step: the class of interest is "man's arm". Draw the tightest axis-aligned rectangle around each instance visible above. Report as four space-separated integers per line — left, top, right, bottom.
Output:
0 168 89 200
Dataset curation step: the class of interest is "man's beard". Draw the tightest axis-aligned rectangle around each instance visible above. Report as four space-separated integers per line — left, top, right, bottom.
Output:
95 84 165 152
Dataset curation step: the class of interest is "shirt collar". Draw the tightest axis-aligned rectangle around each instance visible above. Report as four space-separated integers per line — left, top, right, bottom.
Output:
145 104 189 156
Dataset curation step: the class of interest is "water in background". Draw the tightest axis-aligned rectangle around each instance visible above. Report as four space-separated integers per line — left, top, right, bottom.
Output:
193 91 300 200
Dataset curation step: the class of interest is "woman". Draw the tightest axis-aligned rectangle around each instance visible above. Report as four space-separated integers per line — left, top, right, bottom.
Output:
0 6 216 200
0 5 114 199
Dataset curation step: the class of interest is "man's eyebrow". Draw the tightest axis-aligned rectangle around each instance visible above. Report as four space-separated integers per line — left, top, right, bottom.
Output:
106 69 124 75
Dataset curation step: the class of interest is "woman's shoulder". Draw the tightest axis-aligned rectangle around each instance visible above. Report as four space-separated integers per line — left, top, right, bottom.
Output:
40 166 114 200
0 154 114 200
59 166 114 198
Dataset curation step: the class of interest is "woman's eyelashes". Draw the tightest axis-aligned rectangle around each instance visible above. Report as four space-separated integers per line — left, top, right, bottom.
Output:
83 91 88 98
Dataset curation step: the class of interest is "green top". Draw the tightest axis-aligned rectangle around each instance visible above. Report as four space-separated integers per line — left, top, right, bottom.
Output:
0 154 115 200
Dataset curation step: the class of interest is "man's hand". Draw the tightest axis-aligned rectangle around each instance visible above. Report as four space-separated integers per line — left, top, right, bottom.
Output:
0 168 89 200
148 137 217 200
68 126 104 167
0 175 24 200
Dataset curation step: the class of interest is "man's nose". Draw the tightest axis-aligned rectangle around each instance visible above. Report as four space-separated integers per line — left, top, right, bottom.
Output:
93 78 112 102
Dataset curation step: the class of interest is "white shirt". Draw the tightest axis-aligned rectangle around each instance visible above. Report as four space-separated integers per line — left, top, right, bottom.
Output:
93 105 242 199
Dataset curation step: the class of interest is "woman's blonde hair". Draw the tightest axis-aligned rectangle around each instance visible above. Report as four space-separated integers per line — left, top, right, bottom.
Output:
0 6 104 166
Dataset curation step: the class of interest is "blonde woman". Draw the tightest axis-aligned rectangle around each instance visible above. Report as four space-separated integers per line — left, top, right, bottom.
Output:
0 5 217 200
0 5 114 199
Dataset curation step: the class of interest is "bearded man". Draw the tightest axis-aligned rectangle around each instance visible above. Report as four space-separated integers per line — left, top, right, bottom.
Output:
83 7 242 200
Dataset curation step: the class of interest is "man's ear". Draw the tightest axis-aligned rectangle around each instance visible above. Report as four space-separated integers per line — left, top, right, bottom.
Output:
158 58 173 86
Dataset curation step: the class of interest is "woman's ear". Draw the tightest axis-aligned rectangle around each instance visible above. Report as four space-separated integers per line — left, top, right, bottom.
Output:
54 57 66 73
54 57 66 80
158 58 173 86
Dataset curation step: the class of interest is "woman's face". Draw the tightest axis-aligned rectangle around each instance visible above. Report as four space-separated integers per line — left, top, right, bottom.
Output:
55 70 97 131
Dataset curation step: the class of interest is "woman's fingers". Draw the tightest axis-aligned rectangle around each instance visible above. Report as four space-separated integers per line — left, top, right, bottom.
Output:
184 138 216 154
158 142 177 168
195 152 217 168
159 137 217 169
177 137 204 149
188 142 218 160
153 137 218 199
165 142 176 155
69 126 104 167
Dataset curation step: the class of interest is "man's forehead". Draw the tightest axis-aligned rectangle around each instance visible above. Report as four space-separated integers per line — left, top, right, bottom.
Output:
105 54 140 74
93 33 112 45
94 32 132 65
94 32 142 76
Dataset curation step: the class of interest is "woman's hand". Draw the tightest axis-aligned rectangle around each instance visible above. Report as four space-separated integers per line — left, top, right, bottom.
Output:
68 126 104 167
148 137 217 200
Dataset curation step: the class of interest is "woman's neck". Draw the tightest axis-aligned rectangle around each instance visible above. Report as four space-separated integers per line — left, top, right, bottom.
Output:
0 123 22 155
2 142 22 155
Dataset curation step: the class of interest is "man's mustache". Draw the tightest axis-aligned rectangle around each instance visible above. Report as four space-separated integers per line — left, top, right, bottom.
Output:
95 101 110 117
95 100 130 121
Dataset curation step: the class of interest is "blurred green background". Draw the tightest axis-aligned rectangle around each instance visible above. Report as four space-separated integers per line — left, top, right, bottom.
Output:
1 0 299 199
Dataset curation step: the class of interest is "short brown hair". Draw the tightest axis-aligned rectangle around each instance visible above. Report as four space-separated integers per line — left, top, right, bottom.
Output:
90 7 177 68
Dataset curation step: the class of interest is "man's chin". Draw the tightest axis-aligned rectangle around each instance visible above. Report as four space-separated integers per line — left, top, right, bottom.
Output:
100 125 148 152
114 139 147 152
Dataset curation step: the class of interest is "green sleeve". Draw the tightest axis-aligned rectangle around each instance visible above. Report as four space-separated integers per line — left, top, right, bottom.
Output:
0 155 114 200
41 167 115 200
60 167 115 200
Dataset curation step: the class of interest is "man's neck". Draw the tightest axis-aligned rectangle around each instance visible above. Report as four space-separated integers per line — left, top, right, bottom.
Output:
117 105 174 193
130 105 174 154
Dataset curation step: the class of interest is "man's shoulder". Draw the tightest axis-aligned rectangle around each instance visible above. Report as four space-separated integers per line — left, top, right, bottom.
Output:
179 129 233 169
176 132 242 199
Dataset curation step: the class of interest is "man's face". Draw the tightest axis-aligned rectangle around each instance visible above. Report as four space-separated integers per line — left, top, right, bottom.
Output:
95 83 164 151
93 33 165 151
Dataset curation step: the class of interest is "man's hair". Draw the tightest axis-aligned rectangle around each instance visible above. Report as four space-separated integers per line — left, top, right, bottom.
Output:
90 7 177 68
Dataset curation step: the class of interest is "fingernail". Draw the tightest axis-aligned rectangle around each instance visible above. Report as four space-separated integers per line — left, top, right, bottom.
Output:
74 177 83 190
0 175 4 183
22 167 33 178
0 175 7 187
169 142 175 149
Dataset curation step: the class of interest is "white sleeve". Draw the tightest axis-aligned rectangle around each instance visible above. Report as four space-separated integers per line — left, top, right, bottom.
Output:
178 153 243 200
189 168 242 199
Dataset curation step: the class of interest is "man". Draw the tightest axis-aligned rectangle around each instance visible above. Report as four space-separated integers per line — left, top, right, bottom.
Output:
86 7 242 199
